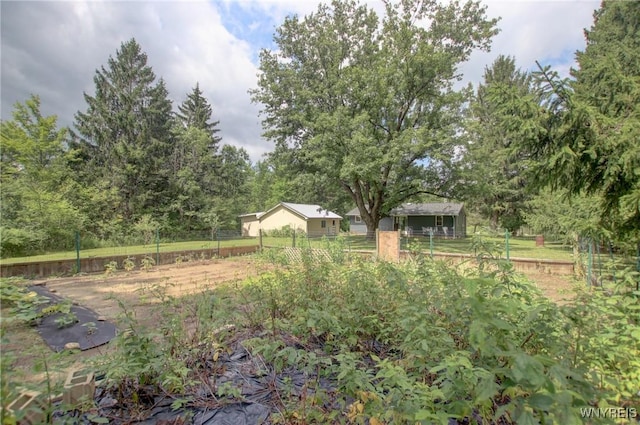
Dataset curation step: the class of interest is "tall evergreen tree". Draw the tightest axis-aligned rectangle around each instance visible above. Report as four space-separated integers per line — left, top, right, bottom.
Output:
459 55 537 231
498 1 640 242
73 38 174 221
176 83 222 147
210 145 252 229
166 85 224 232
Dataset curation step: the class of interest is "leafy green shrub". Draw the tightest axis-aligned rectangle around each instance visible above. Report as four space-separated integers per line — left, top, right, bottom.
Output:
140 255 155 272
0 227 43 258
104 261 118 276
91 250 639 424
0 279 49 324
123 257 135 272
134 214 159 245
237 254 639 423
264 225 306 238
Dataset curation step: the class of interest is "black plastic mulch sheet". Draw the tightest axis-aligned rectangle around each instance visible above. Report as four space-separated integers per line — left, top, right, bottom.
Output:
52 341 338 424
29 285 117 352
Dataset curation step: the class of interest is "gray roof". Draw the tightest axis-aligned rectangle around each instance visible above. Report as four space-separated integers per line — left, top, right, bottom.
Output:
390 203 464 216
270 202 342 220
345 207 362 216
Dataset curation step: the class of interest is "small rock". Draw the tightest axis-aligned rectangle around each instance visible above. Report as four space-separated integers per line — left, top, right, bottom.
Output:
212 324 236 336
64 342 81 350
97 316 107 322
98 396 117 408
50 289 57 293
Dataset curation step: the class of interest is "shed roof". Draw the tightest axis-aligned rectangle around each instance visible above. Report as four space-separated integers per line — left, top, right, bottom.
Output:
238 212 264 219
263 202 342 220
390 203 464 216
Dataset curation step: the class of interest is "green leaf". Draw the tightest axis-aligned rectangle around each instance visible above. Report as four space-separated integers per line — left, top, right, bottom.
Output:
514 409 539 425
527 393 554 411
474 375 499 401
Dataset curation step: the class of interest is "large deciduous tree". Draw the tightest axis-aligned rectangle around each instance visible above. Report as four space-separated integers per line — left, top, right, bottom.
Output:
0 96 85 256
251 0 498 233
73 38 174 221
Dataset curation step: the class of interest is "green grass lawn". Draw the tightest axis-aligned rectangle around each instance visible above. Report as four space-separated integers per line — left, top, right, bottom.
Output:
0 234 575 265
403 236 574 261
264 234 575 262
0 238 260 265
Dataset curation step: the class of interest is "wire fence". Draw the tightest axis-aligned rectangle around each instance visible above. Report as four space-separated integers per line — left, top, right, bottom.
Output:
1 230 255 266
4 227 638 289
576 237 640 290
260 229 574 260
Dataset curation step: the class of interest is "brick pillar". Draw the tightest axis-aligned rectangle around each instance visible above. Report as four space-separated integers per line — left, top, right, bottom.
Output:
377 230 400 262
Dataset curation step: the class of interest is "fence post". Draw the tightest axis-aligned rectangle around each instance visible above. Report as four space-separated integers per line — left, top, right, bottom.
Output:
429 231 434 259
587 240 593 287
293 231 296 248
75 231 81 274
217 230 221 255
155 228 160 265
505 229 510 262
636 242 640 291
259 229 263 252
596 239 602 284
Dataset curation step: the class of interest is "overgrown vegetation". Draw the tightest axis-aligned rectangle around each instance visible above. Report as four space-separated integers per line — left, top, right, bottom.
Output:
0 279 77 328
4 249 634 423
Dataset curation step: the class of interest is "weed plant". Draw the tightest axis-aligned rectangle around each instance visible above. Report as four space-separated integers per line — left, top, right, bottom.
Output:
5 246 637 423
233 250 639 424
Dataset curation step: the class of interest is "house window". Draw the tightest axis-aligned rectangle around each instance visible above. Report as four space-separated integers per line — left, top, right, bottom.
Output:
321 220 326 228
436 216 443 226
332 220 335 226
354 216 362 223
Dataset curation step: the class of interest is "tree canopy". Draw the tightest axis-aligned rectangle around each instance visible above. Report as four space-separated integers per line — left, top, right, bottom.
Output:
251 0 499 233
494 1 639 242
0 96 84 256
73 38 174 221
458 55 537 231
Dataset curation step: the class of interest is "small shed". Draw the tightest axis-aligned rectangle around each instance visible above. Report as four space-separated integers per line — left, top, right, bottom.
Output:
239 212 264 237
239 202 342 237
390 203 466 238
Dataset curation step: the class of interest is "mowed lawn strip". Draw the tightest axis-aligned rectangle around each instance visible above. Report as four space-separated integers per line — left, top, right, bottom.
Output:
1 235 574 265
0 238 261 265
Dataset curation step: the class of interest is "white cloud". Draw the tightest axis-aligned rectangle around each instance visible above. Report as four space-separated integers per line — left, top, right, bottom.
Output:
460 0 598 85
1 0 600 162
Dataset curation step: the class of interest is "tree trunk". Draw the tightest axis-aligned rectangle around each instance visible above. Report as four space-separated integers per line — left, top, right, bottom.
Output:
490 210 500 230
361 212 380 240
343 180 382 240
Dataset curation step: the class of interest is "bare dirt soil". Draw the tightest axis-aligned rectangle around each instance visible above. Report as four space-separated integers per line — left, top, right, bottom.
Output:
524 270 578 304
32 256 266 324
21 255 579 338
2 256 267 384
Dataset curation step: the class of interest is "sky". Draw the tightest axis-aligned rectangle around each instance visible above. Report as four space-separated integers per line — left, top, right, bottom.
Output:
1 0 600 162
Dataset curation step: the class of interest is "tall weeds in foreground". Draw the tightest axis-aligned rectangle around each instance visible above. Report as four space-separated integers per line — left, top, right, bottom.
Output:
237 249 639 424
9 248 634 423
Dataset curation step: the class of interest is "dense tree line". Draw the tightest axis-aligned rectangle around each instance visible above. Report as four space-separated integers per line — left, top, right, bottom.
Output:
1 0 637 257
1 39 255 256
